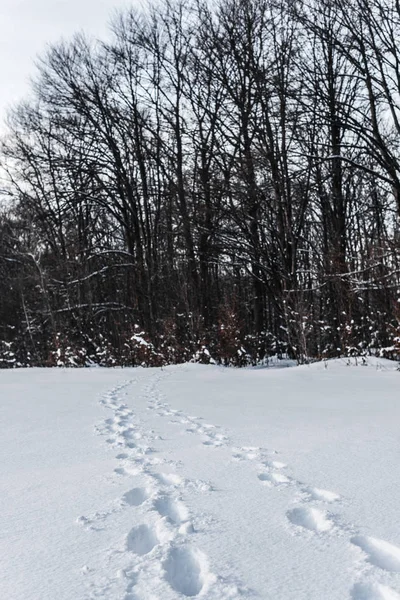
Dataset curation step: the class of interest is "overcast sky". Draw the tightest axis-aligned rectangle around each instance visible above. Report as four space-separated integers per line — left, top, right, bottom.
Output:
0 0 130 126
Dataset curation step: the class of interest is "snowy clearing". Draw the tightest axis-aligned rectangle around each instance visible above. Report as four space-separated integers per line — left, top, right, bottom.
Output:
1 359 400 600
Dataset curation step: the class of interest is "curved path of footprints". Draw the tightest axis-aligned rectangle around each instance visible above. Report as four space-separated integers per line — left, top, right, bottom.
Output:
79 370 400 600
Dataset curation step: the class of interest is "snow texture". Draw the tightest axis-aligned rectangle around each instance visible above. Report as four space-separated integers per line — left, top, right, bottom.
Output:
1 358 400 599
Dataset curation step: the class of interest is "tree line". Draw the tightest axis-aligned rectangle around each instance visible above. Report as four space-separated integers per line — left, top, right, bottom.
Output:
0 0 399 367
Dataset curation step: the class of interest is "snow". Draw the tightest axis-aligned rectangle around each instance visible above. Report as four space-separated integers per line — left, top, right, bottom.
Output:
1 359 400 599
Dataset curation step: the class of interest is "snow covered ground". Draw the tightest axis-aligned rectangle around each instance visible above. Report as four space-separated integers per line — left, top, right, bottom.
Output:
1 359 400 600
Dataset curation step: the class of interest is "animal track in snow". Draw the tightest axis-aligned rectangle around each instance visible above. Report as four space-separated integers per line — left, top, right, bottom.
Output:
100 382 162 478
262 460 287 469
188 425 229 448
306 487 341 503
287 506 334 533
114 465 142 477
202 439 223 447
76 506 117 531
76 515 95 529
84 376 223 599
123 488 150 507
147 387 229 449
151 471 212 494
351 582 400 599
153 472 184 487
153 495 190 524
126 524 159 556
163 546 208 597
258 472 291 485
232 446 275 462
119 427 136 439
128 371 400 600
351 536 400 572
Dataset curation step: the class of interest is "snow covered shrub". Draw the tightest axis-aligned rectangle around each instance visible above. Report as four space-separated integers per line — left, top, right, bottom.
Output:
49 332 89 367
156 316 193 365
192 344 216 364
121 325 164 367
215 308 247 366
0 340 18 367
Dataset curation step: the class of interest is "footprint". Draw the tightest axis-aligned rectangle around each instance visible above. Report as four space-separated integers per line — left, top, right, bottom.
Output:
123 488 149 507
76 510 110 531
232 451 257 461
123 572 138 600
115 467 127 476
114 466 142 477
202 440 222 447
203 433 227 447
120 428 136 440
153 496 189 524
287 506 334 532
163 546 207 597
351 536 400 572
126 524 158 555
258 472 291 485
232 447 264 461
125 444 152 455
307 487 340 502
153 473 183 487
262 460 287 469
116 412 131 421
179 522 195 534
125 442 138 450
351 582 400 599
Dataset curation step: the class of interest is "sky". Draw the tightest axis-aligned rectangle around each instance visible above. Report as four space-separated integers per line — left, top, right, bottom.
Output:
0 0 130 127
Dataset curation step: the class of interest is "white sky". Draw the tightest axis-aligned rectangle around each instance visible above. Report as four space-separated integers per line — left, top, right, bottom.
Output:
0 0 130 126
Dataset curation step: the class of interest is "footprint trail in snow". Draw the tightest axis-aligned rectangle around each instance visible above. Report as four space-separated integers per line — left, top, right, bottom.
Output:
144 370 400 599
78 369 400 600
78 373 244 600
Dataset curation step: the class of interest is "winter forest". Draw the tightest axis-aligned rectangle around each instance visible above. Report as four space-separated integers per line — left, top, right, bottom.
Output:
0 0 400 367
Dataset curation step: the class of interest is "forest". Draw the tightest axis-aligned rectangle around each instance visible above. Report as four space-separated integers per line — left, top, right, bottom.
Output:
0 0 399 367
